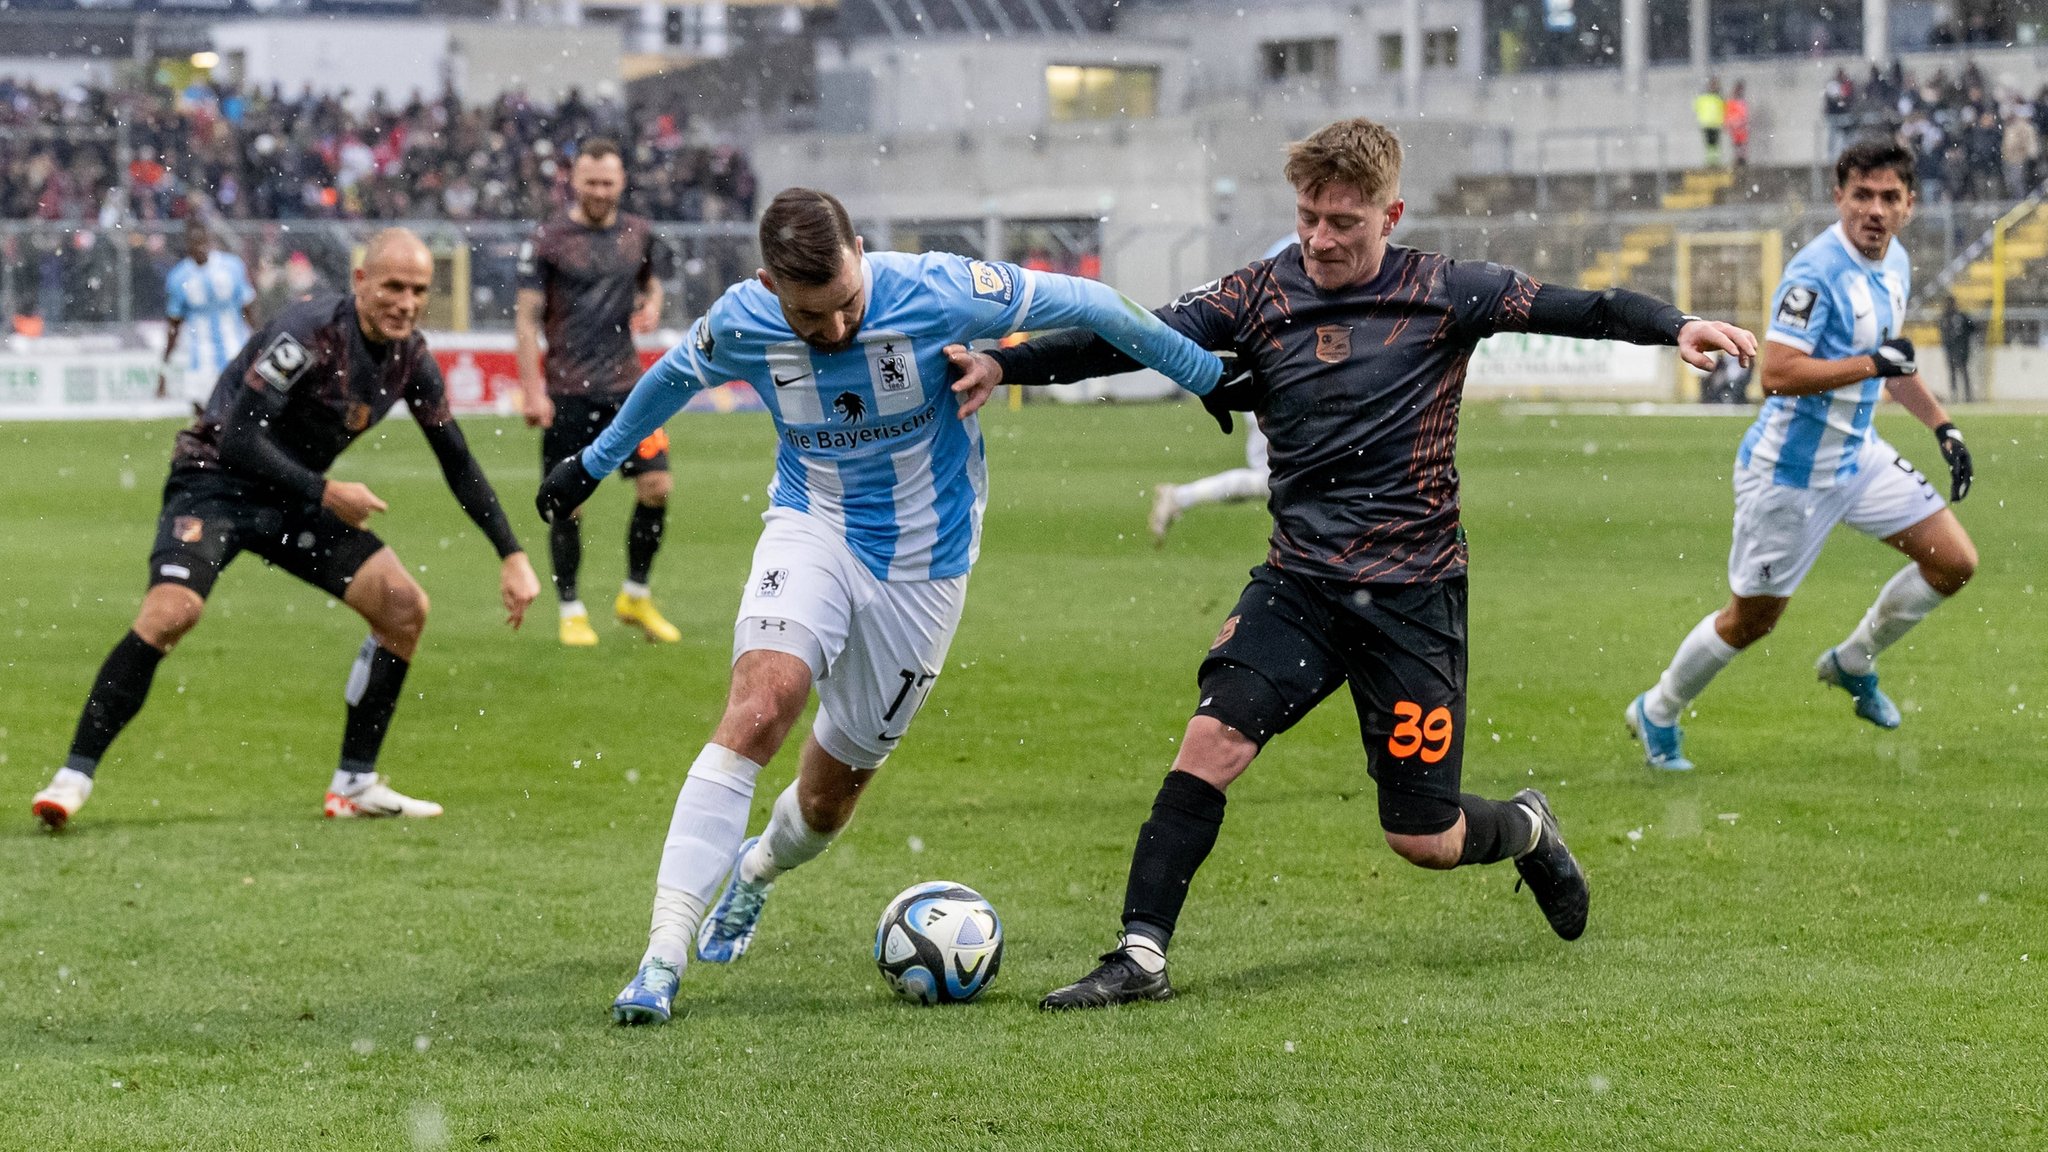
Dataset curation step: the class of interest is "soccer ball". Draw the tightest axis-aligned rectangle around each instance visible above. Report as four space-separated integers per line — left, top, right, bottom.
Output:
873 881 1003 1005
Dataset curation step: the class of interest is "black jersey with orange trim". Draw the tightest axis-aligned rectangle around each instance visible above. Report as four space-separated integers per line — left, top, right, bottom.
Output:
172 293 453 479
517 212 667 397
1155 244 1537 586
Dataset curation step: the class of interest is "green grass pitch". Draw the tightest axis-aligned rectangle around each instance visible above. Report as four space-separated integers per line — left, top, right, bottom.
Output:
2 402 2044 1149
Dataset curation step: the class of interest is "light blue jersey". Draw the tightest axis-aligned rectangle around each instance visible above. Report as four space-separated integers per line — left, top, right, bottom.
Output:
585 250 1223 582
1739 222 1911 489
166 252 256 381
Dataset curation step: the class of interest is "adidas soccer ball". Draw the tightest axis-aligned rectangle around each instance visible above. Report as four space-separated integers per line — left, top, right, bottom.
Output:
873 881 1003 1005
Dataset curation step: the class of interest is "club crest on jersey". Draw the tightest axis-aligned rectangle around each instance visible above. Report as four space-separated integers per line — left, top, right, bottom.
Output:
873 343 912 394
834 391 867 422
1211 614 1240 649
345 402 374 432
757 569 788 598
1315 325 1352 364
173 516 205 544
967 260 1014 304
1777 285 1818 331
253 332 312 392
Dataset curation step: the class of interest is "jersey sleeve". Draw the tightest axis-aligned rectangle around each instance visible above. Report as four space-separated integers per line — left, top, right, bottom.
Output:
1765 273 1830 354
1445 259 1541 338
164 270 189 320
516 226 549 294
580 317 713 478
935 256 1222 395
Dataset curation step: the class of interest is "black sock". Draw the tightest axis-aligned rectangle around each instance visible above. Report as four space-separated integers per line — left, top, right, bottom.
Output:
1120 771 1229 946
1455 794 1538 866
549 515 583 603
626 501 666 586
67 631 167 775
340 636 410 772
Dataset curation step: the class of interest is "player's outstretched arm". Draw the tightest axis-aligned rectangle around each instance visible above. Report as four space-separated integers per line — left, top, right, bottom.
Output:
1757 341 1898 397
1013 274 1223 396
1516 283 1756 369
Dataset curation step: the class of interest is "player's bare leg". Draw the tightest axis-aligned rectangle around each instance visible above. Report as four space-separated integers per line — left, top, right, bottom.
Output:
325 548 441 818
1820 509 1978 727
33 585 204 829
617 650 811 1023
617 469 680 642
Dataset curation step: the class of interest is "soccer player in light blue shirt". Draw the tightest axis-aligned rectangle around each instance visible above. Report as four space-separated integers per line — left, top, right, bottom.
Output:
534 188 1224 1024
1628 141 1979 771
159 219 256 404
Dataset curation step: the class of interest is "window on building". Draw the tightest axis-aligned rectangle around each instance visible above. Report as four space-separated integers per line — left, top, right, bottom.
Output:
1485 0 1622 72
1379 33 1404 72
1263 38 1339 85
1424 28 1460 67
1045 65 1160 121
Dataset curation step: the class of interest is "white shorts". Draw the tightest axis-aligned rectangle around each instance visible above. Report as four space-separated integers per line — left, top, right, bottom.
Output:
1728 438 1944 598
733 509 968 771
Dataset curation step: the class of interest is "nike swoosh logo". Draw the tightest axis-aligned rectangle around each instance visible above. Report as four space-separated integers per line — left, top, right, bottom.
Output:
773 372 809 388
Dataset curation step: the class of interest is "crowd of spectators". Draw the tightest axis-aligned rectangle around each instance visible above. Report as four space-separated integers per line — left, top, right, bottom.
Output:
1 77 757 225
1825 59 2048 203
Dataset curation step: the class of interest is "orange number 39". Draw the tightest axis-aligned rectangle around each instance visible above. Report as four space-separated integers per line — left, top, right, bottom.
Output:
1388 701 1455 764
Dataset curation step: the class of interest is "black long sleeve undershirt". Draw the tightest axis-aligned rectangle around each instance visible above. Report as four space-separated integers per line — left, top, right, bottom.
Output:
987 283 1693 395
218 387 328 505
416 416 523 559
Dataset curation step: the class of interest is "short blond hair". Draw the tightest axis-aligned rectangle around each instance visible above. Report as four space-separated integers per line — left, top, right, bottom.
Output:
1284 118 1403 205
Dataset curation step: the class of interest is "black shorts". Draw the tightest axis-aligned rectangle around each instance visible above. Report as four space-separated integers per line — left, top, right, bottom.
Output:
1196 565 1468 836
542 394 669 479
147 470 385 600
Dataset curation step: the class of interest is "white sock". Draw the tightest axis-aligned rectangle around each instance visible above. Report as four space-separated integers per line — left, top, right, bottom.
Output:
1835 566 1947 675
49 766 94 797
738 781 837 884
329 768 375 795
621 580 650 599
559 600 588 620
1173 468 1267 509
1119 928 1168 974
644 743 764 967
1644 612 1740 727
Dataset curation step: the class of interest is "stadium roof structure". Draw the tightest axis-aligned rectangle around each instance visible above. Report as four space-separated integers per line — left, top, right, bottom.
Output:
831 0 1116 38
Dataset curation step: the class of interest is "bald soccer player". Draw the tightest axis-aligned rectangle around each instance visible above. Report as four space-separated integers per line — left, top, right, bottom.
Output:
32 230 541 829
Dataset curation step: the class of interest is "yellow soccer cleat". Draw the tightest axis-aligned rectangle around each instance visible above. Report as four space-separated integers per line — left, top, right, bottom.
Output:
559 610 600 647
616 593 681 643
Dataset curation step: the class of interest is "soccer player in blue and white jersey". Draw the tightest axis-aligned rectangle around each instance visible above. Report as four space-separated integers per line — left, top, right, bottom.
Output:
1627 141 1979 770
159 220 257 406
535 188 1224 1025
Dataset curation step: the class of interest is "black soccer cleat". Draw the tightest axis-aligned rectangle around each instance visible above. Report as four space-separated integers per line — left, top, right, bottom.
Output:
1039 949 1174 1011
1511 788 1589 941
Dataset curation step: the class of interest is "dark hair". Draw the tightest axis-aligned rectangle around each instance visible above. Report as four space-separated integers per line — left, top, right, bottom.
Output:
576 137 622 164
758 187 858 286
1835 139 1916 193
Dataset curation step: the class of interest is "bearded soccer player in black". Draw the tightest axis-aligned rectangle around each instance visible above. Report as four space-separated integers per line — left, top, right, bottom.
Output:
515 137 679 648
946 117 1758 1008
31 229 542 830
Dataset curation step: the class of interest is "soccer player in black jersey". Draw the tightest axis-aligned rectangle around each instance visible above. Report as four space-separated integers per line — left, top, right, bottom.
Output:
945 117 1757 1008
515 137 680 648
31 230 542 830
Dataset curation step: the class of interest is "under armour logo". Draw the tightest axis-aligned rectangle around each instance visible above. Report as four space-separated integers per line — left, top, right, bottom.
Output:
756 618 789 632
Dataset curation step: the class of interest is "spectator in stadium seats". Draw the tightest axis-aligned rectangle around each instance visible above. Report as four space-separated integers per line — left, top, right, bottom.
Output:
2002 104 2039 198
1824 68 1856 152
1940 295 1978 403
1696 77 1727 168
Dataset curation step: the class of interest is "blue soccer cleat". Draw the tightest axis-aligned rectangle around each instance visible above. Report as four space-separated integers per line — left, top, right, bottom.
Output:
1625 692 1695 771
611 959 681 1026
1816 648 1902 729
696 835 774 964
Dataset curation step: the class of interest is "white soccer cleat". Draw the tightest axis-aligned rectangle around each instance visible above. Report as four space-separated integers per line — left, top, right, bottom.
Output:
323 774 444 819
1148 483 1181 546
32 773 92 831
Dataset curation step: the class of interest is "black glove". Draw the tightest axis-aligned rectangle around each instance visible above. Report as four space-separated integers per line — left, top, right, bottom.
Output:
1198 352 1260 435
1871 337 1917 378
1935 422 1973 502
536 450 604 524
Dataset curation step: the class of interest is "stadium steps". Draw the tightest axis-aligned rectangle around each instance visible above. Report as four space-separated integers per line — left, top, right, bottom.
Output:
1658 168 1736 211
1944 212 2048 308
1577 225 1675 290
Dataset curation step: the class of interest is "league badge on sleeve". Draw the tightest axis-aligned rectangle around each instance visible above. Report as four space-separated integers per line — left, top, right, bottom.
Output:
253 332 313 392
1775 285 1818 331
967 260 1015 304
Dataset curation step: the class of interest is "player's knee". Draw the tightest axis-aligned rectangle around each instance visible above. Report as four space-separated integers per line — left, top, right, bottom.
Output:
1717 604 1779 649
136 586 204 649
380 579 431 644
1926 541 1978 594
1384 828 1460 870
796 784 858 835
